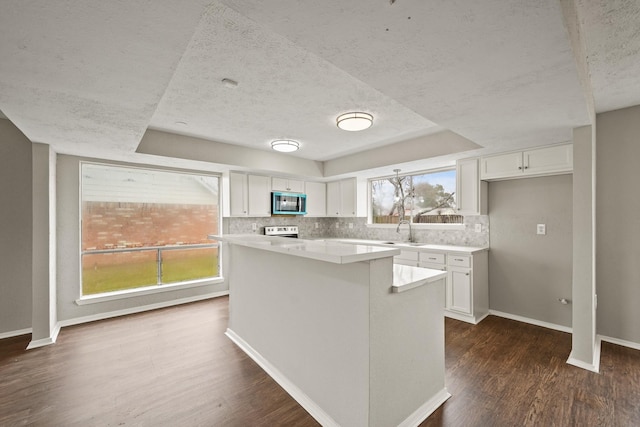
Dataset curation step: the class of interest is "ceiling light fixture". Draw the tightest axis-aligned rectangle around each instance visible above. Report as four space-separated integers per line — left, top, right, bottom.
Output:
271 140 300 153
336 112 373 131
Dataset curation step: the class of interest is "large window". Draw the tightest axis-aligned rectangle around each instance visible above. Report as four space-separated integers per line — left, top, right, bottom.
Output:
370 168 462 224
81 163 220 296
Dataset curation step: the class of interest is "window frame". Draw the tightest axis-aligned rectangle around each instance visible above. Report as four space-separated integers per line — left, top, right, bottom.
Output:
76 161 223 304
367 166 465 230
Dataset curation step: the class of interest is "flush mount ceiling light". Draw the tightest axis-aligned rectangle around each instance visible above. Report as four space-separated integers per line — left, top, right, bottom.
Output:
336 112 373 131
271 140 300 153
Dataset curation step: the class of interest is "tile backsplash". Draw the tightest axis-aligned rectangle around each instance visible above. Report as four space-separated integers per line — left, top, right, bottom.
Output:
224 215 489 247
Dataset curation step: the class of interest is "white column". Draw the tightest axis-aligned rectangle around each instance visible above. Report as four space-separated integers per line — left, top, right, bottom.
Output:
568 125 599 371
28 143 58 349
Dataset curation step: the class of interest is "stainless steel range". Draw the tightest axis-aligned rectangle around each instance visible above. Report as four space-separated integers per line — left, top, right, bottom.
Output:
264 225 299 238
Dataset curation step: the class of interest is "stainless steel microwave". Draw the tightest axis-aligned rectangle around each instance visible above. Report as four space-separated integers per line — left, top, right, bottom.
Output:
271 192 306 215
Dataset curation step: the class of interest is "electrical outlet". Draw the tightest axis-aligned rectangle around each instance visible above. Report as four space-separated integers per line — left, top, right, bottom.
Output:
474 224 482 233
315 222 319 229
252 223 257 231
348 223 354 229
537 224 546 235
335 222 340 228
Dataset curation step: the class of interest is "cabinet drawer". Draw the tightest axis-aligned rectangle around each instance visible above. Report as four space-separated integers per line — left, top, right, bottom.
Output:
448 255 471 268
419 252 445 265
395 250 419 262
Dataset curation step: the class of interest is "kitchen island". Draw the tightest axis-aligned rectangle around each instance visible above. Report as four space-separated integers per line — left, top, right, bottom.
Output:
211 234 449 427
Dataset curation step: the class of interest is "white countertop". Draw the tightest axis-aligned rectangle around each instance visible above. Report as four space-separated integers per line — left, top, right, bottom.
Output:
209 234 400 264
392 264 447 293
331 238 488 254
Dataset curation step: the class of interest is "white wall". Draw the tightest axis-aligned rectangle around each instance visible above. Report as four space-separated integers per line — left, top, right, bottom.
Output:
596 105 640 344
0 120 32 336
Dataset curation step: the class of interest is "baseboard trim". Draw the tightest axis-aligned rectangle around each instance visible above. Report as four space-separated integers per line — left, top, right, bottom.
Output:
489 310 572 334
0 327 32 340
225 328 341 427
444 311 489 325
598 334 640 351
27 323 61 350
397 388 451 427
567 336 601 373
59 291 228 328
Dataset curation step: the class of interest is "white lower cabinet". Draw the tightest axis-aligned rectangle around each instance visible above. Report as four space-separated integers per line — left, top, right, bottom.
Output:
417 249 488 324
448 267 472 314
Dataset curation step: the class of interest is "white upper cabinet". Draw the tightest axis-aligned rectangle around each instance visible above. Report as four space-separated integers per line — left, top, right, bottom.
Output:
247 175 271 217
327 178 356 217
229 171 249 216
480 143 573 181
305 181 327 217
229 172 271 217
272 177 305 193
456 158 487 216
480 152 523 180
523 144 573 176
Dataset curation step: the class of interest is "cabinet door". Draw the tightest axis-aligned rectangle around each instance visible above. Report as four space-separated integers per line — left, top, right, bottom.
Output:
287 179 305 193
480 152 523 180
340 178 357 217
447 267 472 314
247 175 271 217
326 181 341 216
271 177 288 192
229 172 248 216
523 144 573 176
456 158 480 215
305 181 326 217
272 177 305 193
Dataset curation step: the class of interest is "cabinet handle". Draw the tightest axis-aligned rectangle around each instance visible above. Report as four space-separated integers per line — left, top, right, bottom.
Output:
518 166 522 170
524 166 528 169
465 273 470 276
428 257 437 260
455 258 464 261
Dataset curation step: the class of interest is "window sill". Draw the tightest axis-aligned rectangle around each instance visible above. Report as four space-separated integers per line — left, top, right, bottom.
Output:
366 223 466 231
75 277 225 305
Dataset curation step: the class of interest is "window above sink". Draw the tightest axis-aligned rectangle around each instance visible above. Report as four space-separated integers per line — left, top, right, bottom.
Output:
368 167 463 227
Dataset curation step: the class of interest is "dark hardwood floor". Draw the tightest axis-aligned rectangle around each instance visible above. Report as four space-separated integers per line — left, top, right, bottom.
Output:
1 297 639 426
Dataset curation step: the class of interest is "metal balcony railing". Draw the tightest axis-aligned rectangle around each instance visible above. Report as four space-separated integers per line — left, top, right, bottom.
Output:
81 243 219 293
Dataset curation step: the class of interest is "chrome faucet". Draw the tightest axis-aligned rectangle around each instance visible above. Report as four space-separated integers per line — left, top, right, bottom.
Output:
396 219 413 243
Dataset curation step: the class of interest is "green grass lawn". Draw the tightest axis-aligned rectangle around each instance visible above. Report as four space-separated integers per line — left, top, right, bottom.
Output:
82 253 218 295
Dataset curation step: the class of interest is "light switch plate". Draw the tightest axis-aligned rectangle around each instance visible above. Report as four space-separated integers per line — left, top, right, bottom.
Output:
348 223 354 229
537 224 546 235
474 224 482 233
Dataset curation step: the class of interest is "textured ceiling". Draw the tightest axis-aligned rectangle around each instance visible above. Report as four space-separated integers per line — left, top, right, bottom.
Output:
578 0 640 113
1 0 639 174
148 2 440 161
